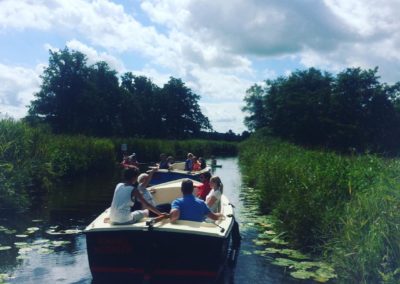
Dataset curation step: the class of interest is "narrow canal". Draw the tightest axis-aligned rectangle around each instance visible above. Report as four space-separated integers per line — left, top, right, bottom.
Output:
0 157 333 283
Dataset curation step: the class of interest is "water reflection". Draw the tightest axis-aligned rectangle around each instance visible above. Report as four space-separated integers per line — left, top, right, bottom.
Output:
0 157 333 283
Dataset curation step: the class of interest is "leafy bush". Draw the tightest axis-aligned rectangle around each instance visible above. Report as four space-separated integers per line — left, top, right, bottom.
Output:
239 129 400 283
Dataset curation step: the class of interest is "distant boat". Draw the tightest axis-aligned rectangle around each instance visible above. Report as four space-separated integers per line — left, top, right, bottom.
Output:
149 162 211 185
84 178 240 283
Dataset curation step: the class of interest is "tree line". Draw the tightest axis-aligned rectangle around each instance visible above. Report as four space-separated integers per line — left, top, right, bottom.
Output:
242 67 400 154
25 48 244 141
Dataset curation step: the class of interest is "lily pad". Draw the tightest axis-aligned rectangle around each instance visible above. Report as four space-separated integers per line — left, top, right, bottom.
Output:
15 234 29 238
33 239 50 244
290 270 315 280
26 227 40 232
0 246 12 251
270 237 288 245
38 248 54 254
51 240 71 247
292 261 320 270
279 249 309 260
264 247 281 254
315 266 337 279
18 247 33 254
271 257 297 267
14 242 29 247
253 239 270 245
241 250 252 255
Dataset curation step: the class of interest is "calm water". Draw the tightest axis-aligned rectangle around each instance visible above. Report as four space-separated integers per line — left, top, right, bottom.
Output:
0 157 329 283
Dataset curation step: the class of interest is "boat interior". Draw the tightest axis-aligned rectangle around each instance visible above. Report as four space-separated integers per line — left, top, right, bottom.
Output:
85 178 235 237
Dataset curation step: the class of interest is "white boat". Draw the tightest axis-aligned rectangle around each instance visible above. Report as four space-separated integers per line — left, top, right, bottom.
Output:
149 162 211 185
84 178 240 283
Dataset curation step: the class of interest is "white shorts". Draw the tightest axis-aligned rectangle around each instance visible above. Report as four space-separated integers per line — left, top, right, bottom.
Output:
111 210 147 225
130 210 147 222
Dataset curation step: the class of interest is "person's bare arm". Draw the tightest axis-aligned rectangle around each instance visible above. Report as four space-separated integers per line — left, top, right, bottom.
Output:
132 190 162 215
169 208 180 222
207 212 223 221
206 196 217 208
143 168 156 188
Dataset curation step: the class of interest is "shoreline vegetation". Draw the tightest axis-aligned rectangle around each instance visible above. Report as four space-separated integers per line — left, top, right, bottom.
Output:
0 119 237 211
239 128 400 283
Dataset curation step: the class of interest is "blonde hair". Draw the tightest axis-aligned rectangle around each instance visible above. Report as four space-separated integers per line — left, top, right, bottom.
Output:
210 176 223 193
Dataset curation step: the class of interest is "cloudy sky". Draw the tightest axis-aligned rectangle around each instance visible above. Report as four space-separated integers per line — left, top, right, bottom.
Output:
1 0 400 133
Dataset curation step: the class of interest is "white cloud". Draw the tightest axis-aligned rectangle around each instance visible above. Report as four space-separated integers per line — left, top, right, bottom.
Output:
0 63 41 119
200 102 246 133
66 40 127 72
2 0 400 132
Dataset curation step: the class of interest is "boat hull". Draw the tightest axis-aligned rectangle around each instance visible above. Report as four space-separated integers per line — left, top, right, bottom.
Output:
86 229 230 283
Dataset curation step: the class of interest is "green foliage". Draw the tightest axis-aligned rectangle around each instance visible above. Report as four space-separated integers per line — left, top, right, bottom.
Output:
239 130 400 283
243 67 400 154
0 119 115 211
27 48 213 139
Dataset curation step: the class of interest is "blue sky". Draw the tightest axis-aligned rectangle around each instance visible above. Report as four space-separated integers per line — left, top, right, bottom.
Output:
1 0 400 133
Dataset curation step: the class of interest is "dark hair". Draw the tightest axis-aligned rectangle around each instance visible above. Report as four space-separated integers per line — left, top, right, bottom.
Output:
123 167 140 181
201 171 211 180
181 179 194 195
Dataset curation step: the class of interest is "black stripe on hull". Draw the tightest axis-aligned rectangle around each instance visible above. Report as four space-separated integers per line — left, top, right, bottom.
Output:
86 230 231 282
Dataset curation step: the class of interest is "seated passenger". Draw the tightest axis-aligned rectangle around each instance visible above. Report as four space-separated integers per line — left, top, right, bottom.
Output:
192 156 202 171
206 176 223 213
121 153 139 169
158 153 169 170
109 167 164 224
196 171 212 201
184 153 194 171
137 168 171 216
198 157 207 169
170 179 223 222
167 156 175 165
137 168 157 207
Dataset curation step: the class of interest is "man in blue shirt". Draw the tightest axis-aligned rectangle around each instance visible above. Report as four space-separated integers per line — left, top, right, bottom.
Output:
170 179 223 222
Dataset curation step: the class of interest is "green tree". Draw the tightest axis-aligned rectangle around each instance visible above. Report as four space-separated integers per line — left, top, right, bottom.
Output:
28 48 91 134
121 73 162 137
160 77 212 138
242 84 268 132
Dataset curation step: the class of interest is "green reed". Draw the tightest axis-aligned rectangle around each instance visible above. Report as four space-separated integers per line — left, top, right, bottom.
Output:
239 129 400 283
0 119 237 211
0 119 115 210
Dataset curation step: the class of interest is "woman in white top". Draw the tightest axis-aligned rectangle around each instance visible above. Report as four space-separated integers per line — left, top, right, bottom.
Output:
109 167 164 224
206 176 223 213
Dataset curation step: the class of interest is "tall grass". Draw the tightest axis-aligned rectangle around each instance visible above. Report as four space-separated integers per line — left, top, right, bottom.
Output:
1 119 237 211
239 129 400 283
0 119 115 211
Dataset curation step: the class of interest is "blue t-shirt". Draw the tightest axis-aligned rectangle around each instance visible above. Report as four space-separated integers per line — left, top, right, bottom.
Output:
171 194 211 222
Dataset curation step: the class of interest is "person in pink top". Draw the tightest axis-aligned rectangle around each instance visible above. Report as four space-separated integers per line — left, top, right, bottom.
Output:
195 171 212 200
